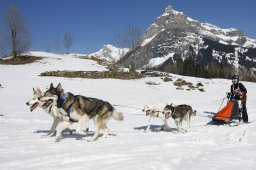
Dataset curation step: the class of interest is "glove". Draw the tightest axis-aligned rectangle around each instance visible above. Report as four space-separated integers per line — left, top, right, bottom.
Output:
226 92 231 98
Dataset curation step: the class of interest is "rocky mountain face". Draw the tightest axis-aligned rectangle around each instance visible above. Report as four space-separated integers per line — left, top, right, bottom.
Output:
90 44 129 63
119 5 256 79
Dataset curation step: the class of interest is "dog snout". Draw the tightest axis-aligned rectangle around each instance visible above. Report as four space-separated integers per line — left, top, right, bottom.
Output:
26 102 29 106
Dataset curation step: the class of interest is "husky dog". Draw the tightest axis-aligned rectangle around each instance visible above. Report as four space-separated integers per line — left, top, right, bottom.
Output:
164 104 196 132
143 102 169 132
40 83 124 142
26 87 78 138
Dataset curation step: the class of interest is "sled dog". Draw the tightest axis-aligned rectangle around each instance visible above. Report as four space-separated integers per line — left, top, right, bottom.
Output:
164 104 196 132
143 102 170 132
40 83 124 142
26 87 86 139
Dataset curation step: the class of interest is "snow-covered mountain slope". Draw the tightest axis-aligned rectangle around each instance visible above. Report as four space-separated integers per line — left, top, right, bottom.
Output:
0 52 256 170
90 44 129 63
120 5 256 74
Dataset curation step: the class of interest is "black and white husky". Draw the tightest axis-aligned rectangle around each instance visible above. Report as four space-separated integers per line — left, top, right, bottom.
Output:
164 104 196 132
39 83 124 142
26 87 88 141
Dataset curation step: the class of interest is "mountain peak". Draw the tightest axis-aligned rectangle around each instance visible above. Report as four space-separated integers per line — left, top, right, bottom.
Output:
90 44 129 63
163 5 184 17
165 5 173 12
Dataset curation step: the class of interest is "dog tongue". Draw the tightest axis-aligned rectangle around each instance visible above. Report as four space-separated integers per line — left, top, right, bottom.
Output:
30 102 39 112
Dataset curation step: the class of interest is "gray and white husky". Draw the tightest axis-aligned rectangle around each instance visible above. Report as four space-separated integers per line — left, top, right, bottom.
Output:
40 83 124 142
26 87 88 141
164 104 196 132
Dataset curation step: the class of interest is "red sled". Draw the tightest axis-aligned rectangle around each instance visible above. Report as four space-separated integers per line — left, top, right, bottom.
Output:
212 100 240 123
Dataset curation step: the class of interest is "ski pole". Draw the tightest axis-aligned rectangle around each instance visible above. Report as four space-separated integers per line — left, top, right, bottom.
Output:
217 97 226 112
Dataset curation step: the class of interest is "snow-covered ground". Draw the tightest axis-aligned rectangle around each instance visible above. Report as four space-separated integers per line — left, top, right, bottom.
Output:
0 52 256 170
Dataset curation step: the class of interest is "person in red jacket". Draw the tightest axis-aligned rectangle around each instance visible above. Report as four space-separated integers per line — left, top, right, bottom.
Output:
229 75 248 123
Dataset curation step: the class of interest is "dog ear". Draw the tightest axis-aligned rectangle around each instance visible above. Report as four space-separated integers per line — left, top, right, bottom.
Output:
33 88 37 94
35 87 43 95
56 83 62 91
50 83 54 89
33 87 43 95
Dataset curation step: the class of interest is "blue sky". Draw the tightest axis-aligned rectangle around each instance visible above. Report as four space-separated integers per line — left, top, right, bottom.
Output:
0 0 255 54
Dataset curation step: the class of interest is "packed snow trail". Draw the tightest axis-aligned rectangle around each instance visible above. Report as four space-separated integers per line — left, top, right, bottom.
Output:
0 52 255 170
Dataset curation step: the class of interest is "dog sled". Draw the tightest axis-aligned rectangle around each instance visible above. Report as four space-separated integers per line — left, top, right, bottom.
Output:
212 99 242 126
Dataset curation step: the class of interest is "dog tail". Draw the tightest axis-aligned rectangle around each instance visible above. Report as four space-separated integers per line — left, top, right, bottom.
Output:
112 109 124 121
193 110 197 116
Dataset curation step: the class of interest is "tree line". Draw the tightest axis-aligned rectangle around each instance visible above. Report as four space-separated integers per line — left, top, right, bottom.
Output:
160 57 256 82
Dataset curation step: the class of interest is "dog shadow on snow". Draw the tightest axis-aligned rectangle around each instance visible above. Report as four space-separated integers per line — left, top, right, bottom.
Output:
34 129 117 140
134 125 176 132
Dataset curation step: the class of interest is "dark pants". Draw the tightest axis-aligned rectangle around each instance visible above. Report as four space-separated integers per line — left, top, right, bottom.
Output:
242 101 248 122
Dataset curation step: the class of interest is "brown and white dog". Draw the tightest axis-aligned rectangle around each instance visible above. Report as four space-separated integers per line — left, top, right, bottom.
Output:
164 104 196 132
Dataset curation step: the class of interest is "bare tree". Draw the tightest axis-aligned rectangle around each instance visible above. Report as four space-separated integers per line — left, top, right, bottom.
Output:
114 25 142 69
63 31 73 54
114 25 142 49
3 5 31 61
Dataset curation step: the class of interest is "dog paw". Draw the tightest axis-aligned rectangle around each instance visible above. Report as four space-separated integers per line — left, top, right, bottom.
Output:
173 131 183 134
42 134 53 138
55 137 61 142
41 135 49 138
86 137 94 142
102 134 109 138
180 129 188 133
76 130 87 136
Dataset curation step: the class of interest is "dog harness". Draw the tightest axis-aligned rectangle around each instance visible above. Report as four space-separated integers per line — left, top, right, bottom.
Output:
57 93 68 108
57 93 73 120
152 110 164 117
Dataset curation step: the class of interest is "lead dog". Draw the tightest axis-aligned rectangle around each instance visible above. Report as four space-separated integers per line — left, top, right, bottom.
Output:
26 87 88 140
164 104 196 132
40 83 124 142
143 102 169 132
